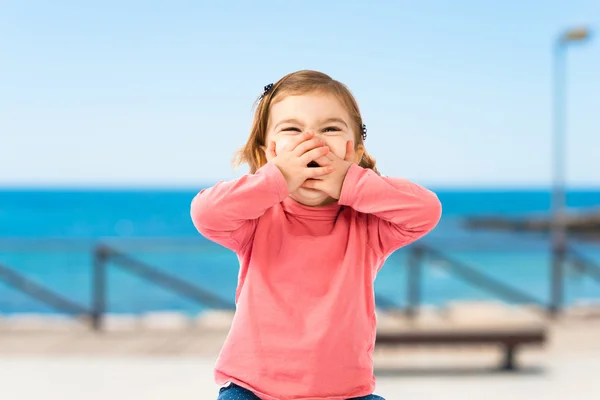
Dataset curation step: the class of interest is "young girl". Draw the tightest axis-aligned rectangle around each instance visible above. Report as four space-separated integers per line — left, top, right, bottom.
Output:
191 70 442 400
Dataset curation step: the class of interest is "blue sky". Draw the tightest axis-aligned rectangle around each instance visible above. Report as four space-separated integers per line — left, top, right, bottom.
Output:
0 0 598 188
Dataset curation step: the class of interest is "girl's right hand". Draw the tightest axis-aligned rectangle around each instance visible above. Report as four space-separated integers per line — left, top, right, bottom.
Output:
265 131 333 193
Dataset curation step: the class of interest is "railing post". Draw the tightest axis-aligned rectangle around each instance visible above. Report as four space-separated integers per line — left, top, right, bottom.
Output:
406 246 424 319
549 243 566 318
92 246 109 331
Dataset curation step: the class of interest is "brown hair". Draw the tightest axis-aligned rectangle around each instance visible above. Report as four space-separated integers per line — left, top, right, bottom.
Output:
233 70 379 174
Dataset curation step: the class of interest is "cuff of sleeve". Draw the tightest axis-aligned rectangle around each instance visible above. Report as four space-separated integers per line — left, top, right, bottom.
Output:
338 163 363 206
258 162 289 202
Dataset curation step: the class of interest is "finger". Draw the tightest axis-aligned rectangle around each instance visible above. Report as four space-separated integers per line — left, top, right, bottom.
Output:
265 141 277 161
344 140 355 162
323 150 344 161
293 138 326 156
300 146 329 164
313 156 333 166
301 179 319 190
289 131 315 152
310 156 334 179
306 173 329 180
303 166 333 179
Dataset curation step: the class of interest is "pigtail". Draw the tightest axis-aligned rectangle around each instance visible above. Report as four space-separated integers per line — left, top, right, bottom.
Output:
233 86 274 173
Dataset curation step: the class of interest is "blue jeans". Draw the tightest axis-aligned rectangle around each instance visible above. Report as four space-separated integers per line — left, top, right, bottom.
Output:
218 383 385 399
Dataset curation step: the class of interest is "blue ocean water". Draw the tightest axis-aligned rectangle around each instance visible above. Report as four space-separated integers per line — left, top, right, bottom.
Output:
1 188 599 315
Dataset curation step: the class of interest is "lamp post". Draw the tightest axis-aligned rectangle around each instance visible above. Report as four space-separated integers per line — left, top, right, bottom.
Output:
550 27 592 317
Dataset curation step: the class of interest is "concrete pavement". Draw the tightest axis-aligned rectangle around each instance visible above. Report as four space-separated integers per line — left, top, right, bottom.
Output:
0 354 597 400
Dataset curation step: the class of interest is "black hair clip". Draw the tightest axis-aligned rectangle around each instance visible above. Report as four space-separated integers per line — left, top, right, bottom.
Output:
361 124 367 140
259 83 273 101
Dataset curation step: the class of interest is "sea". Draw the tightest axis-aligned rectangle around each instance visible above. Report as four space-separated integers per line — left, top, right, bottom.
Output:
1 188 600 315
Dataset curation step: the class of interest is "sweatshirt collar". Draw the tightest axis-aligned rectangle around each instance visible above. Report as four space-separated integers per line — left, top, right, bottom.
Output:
281 196 342 219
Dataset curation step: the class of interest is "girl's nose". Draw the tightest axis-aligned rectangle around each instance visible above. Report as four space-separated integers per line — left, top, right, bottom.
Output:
306 130 327 144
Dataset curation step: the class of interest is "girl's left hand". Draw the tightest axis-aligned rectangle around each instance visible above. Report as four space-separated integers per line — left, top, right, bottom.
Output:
300 141 355 200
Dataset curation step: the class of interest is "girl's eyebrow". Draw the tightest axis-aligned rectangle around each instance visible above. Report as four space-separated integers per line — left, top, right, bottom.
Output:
274 118 302 129
321 117 348 128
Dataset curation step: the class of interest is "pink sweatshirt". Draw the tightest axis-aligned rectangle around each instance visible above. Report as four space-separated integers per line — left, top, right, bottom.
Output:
191 162 442 400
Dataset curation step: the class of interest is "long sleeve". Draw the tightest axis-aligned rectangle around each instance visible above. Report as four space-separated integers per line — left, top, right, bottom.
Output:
190 162 289 252
338 164 442 256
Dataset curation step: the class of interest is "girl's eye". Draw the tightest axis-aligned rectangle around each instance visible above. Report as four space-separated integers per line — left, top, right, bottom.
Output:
323 126 341 133
281 127 301 133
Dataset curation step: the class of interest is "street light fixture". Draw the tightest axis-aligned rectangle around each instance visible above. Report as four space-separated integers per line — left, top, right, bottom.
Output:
561 27 591 42
550 26 592 316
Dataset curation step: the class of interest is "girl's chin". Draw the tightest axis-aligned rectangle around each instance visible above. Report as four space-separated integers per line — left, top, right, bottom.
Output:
290 188 331 206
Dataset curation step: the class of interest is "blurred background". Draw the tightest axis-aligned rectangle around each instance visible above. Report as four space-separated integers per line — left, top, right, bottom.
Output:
0 1 599 399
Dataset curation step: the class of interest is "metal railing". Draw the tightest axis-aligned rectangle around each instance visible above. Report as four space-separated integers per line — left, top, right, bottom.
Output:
0 261 90 319
404 243 600 318
566 245 600 284
405 245 547 318
1 239 599 325
91 244 235 330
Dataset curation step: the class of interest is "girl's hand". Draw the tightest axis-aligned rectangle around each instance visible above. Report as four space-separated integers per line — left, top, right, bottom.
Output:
300 140 355 199
265 131 334 194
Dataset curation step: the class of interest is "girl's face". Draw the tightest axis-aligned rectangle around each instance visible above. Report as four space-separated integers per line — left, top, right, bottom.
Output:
265 92 362 206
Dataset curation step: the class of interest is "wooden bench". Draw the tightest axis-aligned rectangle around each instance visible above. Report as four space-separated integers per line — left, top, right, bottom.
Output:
376 327 547 371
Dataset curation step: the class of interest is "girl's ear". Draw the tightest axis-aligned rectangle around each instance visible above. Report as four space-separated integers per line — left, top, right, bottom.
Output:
354 143 365 164
260 141 277 162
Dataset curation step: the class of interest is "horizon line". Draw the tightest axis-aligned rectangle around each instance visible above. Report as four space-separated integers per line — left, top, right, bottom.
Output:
2 184 600 192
